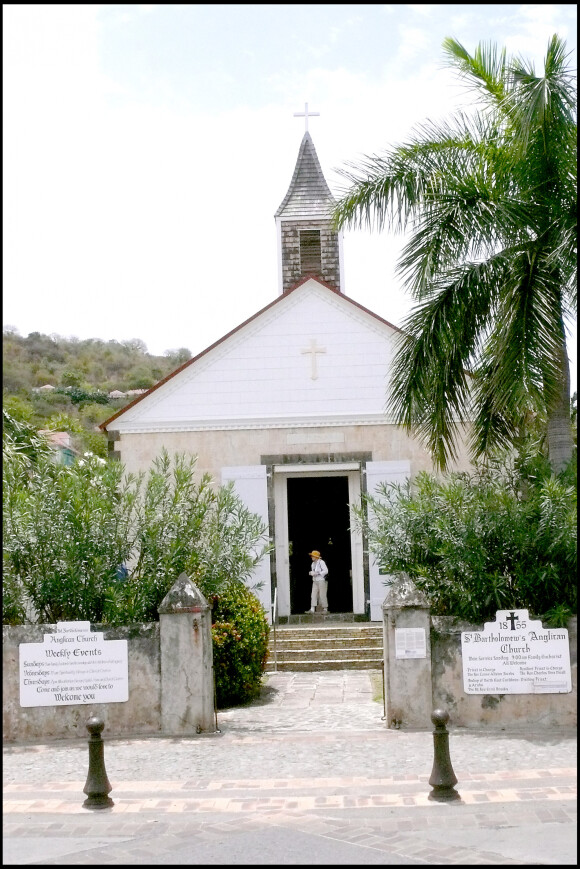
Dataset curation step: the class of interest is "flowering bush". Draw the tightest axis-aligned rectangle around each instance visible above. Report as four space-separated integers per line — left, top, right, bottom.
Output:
211 584 270 707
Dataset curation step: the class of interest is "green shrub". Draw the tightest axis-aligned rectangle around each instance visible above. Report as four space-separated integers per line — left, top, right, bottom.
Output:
78 430 109 458
107 451 270 625
3 450 135 623
3 430 271 630
356 457 577 624
2 556 28 625
210 584 270 708
2 395 35 422
55 387 109 406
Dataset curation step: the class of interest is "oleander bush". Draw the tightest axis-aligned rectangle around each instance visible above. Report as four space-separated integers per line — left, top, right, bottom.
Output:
3 415 270 628
102 451 269 625
3 446 139 623
355 451 576 626
211 583 270 708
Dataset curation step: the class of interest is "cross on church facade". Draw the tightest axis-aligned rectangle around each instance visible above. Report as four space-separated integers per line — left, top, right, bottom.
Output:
301 338 326 380
293 102 320 133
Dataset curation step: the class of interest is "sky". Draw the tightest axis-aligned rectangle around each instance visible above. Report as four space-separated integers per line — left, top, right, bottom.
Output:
3 4 577 388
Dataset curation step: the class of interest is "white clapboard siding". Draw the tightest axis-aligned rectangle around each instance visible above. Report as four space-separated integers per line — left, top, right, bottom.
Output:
221 465 272 622
114 280 399 430
365 461 411 622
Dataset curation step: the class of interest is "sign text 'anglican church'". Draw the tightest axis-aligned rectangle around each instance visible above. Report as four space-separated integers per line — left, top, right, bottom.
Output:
19 621 129 707
461 610 571 694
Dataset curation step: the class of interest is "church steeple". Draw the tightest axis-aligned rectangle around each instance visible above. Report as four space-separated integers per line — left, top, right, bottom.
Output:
275 113 344 295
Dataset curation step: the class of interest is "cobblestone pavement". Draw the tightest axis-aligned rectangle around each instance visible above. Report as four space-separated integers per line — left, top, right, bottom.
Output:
3 670 577 865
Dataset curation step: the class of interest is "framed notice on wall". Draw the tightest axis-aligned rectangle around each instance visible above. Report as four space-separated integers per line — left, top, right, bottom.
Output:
395 627 427 659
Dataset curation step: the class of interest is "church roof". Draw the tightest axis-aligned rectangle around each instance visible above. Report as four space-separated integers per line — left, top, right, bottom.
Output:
274 132 335 220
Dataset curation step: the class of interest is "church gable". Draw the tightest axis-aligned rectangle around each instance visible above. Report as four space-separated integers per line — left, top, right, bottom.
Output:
104 279 401 433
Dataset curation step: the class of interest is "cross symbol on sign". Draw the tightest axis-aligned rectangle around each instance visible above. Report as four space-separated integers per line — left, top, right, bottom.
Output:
293 102 320 133
506 612 519 630
301 339 326 380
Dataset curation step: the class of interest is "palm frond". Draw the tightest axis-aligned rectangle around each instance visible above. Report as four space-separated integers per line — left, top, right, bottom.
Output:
469 240 571 460
503 34 576 158
469 360 527 459
442 37 508 105
333 111 497 235
332 154 419 233
387 258 508 469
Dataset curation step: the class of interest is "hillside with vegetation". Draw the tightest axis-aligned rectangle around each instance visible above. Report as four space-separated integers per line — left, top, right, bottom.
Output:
2 327 192 456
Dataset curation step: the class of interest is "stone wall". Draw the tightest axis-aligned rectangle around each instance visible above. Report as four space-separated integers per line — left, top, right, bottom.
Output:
382 575 577 730
3 623 161 743
3 574 216 745
430 615 577 729
111 424 473 483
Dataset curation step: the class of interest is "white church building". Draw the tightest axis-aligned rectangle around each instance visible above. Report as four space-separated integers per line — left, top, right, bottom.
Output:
101 124 472 622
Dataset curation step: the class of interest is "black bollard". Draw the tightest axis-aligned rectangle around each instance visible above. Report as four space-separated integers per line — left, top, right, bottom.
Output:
428 708 461 802
83 716 114 810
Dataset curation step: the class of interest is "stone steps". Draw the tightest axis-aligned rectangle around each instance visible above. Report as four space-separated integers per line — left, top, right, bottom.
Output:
277 612 369 626
272 638 379 651
266 657 382 672
266 620 383 672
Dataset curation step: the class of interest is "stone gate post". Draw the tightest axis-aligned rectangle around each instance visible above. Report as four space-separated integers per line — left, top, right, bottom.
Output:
382 574 432 729
158 573 216 735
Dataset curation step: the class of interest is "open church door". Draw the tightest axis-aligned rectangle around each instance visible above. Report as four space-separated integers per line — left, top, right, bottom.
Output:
273 465 365 618
221 466 272 623
286 476 352 615
365 461 411 621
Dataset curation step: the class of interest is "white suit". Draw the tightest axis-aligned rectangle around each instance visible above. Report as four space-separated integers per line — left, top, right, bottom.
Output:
309 557 329 611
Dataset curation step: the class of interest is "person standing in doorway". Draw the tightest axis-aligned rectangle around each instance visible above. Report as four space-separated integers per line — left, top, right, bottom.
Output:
306 550 329 613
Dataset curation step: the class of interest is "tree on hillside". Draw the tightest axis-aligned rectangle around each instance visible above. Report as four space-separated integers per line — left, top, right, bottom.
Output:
333 35 577 473
164 347 192 366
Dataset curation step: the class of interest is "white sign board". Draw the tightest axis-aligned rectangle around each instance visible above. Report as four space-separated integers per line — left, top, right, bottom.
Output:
19 621 129 707
395 627 427 659
461 610 571 694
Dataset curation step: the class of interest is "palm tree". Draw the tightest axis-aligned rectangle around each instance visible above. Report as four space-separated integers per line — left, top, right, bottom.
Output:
333 35 576 473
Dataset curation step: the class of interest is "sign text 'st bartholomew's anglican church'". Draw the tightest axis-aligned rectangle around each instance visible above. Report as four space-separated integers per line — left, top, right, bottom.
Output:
461 609 571 694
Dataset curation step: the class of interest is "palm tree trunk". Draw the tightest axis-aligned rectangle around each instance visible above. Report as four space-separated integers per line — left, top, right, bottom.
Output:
546 340 574 474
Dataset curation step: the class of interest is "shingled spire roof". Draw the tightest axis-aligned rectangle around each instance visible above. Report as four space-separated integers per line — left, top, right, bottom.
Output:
275 131 336 219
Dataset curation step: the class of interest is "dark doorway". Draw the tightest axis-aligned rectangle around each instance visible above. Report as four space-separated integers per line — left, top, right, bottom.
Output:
287 476 353 614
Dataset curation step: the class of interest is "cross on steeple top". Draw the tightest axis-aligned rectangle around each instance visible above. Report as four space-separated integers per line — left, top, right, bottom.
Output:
293 102 320 133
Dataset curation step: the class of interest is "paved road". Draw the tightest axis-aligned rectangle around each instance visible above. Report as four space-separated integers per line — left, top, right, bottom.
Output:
3 670 577 865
